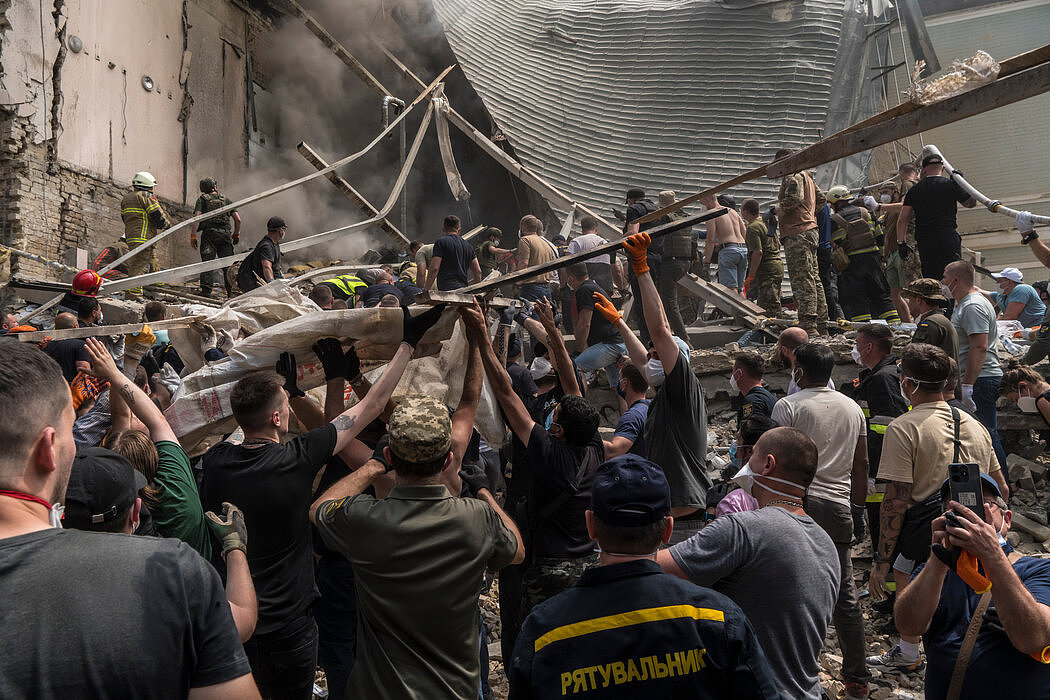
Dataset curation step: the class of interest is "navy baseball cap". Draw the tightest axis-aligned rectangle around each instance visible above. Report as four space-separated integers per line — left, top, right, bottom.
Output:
591 455 671 526
625 187 646 203
939 472 1003 502
267 216 287 230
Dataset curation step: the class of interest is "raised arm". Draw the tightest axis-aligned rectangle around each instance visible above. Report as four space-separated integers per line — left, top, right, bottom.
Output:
535 298 580 398
595 292 647 369
624 233 680 374
84 337 177 444
450 336 483 470
460 300 537 446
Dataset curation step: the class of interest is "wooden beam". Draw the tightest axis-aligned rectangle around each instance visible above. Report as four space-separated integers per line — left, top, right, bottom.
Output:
412 290 516 308
12 316 202 343
429 210 722 298
285 0 392 98
297 141 412 250
768 61 1050 178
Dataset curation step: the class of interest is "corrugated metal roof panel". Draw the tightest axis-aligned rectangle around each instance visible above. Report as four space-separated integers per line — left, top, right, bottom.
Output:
432 0 847 214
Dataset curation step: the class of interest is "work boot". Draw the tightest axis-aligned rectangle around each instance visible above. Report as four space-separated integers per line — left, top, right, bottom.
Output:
844 681 869 699
867 644 925 673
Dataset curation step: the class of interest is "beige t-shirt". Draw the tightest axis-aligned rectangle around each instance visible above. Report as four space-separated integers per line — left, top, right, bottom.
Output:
877 401 999 503
516 234 555 284
771 387 866 507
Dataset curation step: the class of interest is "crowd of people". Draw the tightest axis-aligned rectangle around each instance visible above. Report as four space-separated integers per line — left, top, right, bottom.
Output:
3 151 1050 700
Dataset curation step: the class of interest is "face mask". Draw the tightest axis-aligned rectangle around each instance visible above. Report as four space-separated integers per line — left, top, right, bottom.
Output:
880 193 893 203
529 357 552 380
1019 387 1039 413
997 282 1009 293
645 358 666 387
851 345 863 365
49 502 65 528
728 441 738 465
729 372 740 393
941 283 953 298
615 381 626 400
731 463 804 499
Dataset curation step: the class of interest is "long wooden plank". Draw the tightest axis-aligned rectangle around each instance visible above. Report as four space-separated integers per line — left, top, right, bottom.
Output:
768 61 1050 179
418 210 722 300
297 141 411 250
13 316 202 342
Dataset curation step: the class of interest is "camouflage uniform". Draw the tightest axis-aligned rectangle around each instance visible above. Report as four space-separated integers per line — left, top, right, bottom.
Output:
521 553 600 615
744 217 783 316
899 178 923 283
388 395 453 462
783 228 828 334
194 189 237 295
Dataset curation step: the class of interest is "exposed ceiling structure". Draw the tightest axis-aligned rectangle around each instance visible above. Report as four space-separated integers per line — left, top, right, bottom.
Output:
431 0 849 213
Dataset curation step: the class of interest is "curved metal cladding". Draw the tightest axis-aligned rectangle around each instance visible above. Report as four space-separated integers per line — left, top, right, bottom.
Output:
431 0 846 213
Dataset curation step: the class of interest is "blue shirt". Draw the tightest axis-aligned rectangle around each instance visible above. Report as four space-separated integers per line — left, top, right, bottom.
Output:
613 399 650 456
816 205 832 250
993 283 1047 327
919 543 1050 699
508 559 780 700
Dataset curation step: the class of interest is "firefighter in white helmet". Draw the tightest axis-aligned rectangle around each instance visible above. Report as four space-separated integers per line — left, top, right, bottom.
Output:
119 171 170 298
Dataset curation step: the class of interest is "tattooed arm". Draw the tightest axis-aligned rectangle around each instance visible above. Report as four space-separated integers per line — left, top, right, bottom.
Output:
327 342 414 455
84 337 178 444
868 479 912 601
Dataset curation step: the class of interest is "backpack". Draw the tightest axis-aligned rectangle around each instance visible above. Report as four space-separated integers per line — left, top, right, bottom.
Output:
830 206 877 255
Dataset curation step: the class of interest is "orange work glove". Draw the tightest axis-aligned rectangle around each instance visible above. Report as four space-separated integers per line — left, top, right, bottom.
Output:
743 274 755 296
190 234 198 250
593 292 621 324
622 232 651 276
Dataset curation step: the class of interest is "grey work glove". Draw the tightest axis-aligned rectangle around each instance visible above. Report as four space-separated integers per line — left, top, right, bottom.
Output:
459 462 490 496
205 502 248 557
371 434 392 472
402 304 446 348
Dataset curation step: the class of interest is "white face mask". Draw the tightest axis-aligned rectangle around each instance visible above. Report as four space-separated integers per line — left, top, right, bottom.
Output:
1018 387 1039 414
645 358 666 387
529 357 552 380
880 193 893 203
732 463 804 499
851 345 863 365
941 283 953 298
49 503 65 528
729 371 740 393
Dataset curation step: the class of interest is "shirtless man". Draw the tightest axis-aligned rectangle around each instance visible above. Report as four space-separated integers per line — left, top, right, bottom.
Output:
701 193 748 294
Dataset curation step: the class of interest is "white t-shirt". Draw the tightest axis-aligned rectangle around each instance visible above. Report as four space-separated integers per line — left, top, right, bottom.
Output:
771 387 866 506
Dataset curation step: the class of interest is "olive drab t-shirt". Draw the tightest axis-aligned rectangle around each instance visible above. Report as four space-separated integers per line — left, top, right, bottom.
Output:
744 219 782 276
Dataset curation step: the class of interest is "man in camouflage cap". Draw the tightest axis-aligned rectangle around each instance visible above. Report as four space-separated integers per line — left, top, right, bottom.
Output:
902 278 961 397
310 386 523 699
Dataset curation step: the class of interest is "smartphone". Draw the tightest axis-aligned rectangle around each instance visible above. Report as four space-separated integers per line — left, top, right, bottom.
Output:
948 462 985 521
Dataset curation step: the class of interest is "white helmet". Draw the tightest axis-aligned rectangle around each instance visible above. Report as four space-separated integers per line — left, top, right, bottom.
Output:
132 171 157 189
826 185 852 204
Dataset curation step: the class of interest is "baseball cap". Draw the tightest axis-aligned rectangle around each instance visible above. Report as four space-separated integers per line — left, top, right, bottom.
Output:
939 472 1003 502
591 455 671 526
991 267 1023 283
625 187 646 203
267 216 287 230
716 194 738 211
902 278 947 301
921 154 944 168
64 447 147 529
387 395 452 464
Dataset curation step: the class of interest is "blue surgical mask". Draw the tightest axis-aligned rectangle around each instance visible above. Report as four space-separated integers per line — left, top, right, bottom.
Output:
729 441 738 464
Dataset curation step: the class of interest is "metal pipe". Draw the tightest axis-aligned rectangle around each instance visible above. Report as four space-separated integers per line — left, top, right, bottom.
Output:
383 96 408 234
922 145 1050 226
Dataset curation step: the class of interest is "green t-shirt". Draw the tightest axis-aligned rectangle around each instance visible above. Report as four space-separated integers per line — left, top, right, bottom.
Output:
478 240 500 275
745 219 782 276
153 441 212 560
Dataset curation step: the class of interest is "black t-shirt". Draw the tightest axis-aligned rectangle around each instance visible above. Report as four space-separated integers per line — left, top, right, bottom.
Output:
237 235 282 291
0 528 250 696
645 350 711 509
433 234 477 291
42 338 89 382
359 282 405 307
525 423 602 558
735 385 777 428
200 424 337 634
574 279 622 346
507 361 539 401
903 176 971 237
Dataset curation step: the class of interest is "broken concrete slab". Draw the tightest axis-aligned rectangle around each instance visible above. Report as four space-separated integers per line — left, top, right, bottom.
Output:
1011 513 1050 543
1008 453 1047 481
1010 463 1037 492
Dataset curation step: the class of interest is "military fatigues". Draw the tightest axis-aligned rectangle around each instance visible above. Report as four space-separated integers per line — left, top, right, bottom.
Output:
744 218 783 315
194 191 237 295
778 172 828 334
898 179 923 283
317 275 368 308
852 355 909 551
830 205 900 323
624 199 660 346
509 560 780 700
120 189 170 296
657 212 694 341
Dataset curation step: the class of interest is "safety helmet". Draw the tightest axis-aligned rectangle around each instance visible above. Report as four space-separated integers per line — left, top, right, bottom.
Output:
826 185 852 203
132 171 157 189
199 177 217 193
72 269 103 297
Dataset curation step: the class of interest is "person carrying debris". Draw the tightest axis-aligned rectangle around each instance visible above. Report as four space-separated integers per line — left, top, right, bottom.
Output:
426 214 483 292
190 177 241 298
236 216 286 292
826 185 900 323
514 215 558 303
510 454 780 700
741 198 783 315
773 149 829 336
120 171 171 298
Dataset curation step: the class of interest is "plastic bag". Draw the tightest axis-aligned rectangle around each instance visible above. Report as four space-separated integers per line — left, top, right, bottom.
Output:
906 51 1000 106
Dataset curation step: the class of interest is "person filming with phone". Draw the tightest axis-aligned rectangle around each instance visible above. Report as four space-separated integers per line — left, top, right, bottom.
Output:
895 472 1050 699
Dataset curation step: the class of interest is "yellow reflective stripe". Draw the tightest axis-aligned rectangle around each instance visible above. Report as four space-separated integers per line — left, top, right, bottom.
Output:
885 581 897 592
848 246 880 256
862 407 872 417
866 493 885 503
870 424 888 435
534 605 725 653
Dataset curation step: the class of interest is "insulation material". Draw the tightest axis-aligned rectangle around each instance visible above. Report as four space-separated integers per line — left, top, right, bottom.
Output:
907 50 1001 106
165 305 505 452
434 95 472 201
431 0 846 207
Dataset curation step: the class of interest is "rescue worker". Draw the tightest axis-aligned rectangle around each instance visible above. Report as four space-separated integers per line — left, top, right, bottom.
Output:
878 181 912 322
655 190 694 343
741 198 783 315
310 274 369 309
509 455 780 700
850 324 909 550
120 171 170 298
189 177 241 298
827 185 900 323
90 237 130 280
623 187 660 346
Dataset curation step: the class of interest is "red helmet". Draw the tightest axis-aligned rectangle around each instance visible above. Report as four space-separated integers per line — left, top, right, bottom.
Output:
71 269 103 297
